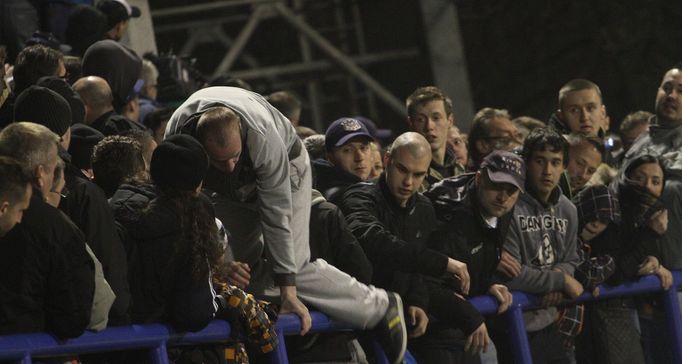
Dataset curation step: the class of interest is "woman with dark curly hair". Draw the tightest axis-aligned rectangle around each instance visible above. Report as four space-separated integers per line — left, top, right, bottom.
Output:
126 134 224 331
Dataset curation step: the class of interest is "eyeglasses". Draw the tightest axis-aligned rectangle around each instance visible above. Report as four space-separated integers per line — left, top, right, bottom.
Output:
482 135 521 149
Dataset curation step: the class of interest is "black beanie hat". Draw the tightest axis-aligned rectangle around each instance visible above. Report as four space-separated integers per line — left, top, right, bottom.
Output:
37 76 86 126
69 124 105 170
14 85 72 136
150 134 209 191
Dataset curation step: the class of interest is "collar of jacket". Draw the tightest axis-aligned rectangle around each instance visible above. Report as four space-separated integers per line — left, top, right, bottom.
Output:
522 183 563 208
378 172 418 213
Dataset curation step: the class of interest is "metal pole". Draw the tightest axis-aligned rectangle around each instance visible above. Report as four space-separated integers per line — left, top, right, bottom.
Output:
663 286 682 364
212 5 267 78
148 342 169 364
269 328 288 364
151 0 278 18
293 0 324 132
273 3 405 116
506 304 532 364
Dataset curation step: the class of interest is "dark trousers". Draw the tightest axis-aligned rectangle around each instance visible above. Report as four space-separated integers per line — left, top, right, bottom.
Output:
493 321 570 364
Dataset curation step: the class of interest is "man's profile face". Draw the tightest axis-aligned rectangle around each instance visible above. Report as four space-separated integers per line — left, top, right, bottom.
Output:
384 147 430 207
655 69 682 125
566 142 602 193
38 144 59 197
328 137 372 180
476 171 519 218
0 185 32 236
558 89 607 136
408 100 453 154
447 127 468 165
203 131 242 174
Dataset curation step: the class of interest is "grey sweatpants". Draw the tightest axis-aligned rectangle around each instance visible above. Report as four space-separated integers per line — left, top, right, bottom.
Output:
211 145 388 329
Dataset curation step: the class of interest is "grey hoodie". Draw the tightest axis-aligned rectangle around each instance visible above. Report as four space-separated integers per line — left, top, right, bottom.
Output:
504 187 580 331
165 86 299 278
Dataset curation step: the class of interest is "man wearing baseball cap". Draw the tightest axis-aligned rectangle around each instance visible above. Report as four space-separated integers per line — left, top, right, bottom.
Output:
421 150 521 362
312 117 374 203
97 0 141 42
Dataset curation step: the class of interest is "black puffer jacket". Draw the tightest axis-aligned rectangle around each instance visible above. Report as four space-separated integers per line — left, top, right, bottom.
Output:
0 191 95 338
426 173 511 296
123 196 218 331
309 189 372 284
339 175 449 310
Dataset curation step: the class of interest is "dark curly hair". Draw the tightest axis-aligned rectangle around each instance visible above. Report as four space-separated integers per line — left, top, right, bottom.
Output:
155 187 223 280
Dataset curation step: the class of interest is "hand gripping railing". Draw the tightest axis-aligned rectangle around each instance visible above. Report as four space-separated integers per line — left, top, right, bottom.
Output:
1 272 680 364
468 272 682 364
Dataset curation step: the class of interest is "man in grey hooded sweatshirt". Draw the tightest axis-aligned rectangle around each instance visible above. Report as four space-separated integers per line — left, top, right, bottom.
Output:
496 127 583 364
165 86 407 364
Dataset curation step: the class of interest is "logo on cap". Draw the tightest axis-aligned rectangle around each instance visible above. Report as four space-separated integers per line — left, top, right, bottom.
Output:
340 118 362 132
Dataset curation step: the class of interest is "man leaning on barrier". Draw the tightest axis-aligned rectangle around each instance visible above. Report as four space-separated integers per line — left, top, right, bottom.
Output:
165 86 408 364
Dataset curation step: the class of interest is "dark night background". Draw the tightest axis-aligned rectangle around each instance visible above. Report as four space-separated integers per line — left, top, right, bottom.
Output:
151 0 682 134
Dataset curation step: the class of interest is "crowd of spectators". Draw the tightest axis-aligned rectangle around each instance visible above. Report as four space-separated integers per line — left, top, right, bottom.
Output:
1 1 682 364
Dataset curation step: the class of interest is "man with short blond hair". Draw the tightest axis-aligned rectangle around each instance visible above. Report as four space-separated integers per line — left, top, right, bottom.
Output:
406 86 464 190
0 122 94 338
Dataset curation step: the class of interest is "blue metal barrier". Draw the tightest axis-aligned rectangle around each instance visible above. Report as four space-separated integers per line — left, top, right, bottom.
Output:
1 272 681 364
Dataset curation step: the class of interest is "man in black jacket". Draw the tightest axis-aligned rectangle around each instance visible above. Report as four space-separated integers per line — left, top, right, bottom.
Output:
0 122 95 338
15 80 131 326
339 132 499 363
427 150 523 297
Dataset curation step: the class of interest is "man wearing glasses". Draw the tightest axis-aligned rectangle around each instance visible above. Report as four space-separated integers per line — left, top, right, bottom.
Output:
467 107 522 171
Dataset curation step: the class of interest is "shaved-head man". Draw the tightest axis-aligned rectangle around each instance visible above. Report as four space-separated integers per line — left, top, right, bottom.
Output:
339 131 490 362
165 86 408 363
74 76 114 125
552 79 609 137
73 76 143 136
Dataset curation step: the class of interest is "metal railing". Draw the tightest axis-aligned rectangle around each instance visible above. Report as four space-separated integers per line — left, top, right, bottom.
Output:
1 272 681 364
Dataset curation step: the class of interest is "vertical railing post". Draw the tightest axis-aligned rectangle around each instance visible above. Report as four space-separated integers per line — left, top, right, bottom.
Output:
662 287 682 364
148 341 169 364
506 304 532 364
372 340 390 364
269 328 288 364
17 353 31 364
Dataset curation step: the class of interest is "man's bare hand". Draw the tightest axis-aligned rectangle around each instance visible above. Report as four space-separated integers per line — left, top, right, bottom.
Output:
407 306 429 338
657 266 673 290
446 258 470 295
465 323 489 354
563 274 584 299
496 250 521 278
638 256 660 276
279 286 311 335
488 284 513 314
223 261 251 289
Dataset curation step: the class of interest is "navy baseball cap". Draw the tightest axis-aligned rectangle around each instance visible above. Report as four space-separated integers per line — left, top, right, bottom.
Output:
325 117 374 151
480 150 526 192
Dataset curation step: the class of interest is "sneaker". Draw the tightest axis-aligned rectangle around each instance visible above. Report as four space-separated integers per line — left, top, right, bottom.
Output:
373 292 407 364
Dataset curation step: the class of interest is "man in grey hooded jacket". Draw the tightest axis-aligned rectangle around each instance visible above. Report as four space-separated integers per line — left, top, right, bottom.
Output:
497 128 583 364
165 86 407 363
